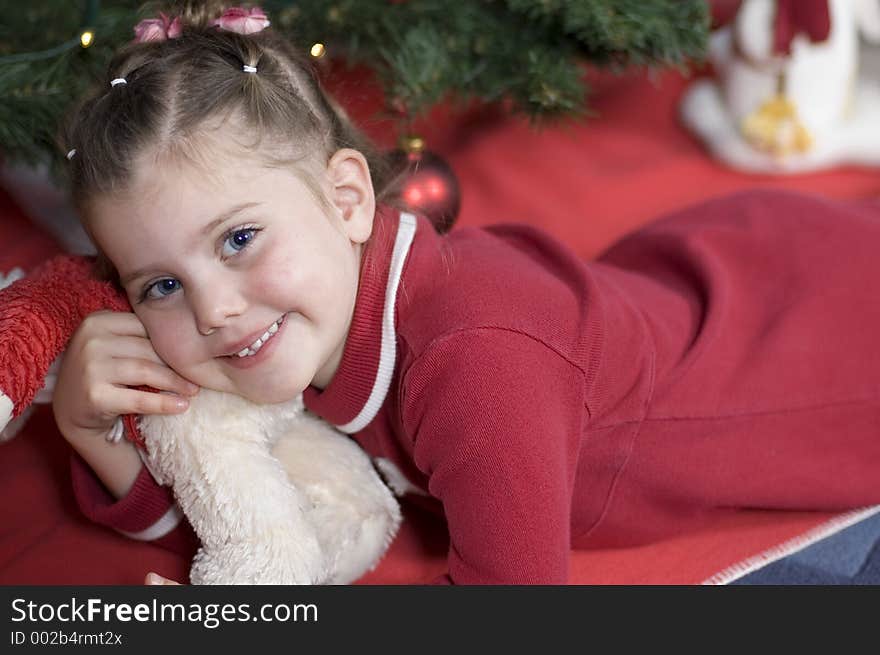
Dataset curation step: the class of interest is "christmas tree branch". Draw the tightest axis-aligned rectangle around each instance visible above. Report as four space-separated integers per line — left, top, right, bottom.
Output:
0 0 709 169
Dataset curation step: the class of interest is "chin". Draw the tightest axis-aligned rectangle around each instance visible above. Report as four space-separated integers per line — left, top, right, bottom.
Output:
238 381 308 406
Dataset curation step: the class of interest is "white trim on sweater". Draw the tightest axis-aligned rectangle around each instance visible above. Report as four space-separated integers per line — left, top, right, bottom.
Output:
335 212 417 434
117 504 184 542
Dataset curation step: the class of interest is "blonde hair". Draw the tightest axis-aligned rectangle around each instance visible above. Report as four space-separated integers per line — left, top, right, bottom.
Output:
63 0 392 220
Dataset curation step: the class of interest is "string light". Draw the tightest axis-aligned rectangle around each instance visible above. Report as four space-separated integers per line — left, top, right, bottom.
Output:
0 0 98 64
310 43 326 58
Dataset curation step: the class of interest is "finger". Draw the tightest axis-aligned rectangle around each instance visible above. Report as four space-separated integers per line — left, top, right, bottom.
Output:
82 311 149 338
88 335 170 367
110 359 200 396
146 572 181 585
102 388 191 417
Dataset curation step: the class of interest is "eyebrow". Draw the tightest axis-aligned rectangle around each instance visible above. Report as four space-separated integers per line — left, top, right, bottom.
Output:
199 201 262 237
119 201 263 288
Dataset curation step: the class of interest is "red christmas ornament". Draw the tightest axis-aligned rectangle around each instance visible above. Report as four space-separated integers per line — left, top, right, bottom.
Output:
388 137 460 234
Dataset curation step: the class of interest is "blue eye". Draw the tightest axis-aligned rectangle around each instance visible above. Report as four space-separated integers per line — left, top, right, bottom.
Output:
144 278 181 300
222 228 258 257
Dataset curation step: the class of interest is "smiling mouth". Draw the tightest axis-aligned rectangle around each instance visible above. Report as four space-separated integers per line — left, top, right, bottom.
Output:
229 315 286 358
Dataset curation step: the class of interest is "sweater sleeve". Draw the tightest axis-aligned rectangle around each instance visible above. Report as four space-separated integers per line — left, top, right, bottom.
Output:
70 453 198 556
402 329 586 584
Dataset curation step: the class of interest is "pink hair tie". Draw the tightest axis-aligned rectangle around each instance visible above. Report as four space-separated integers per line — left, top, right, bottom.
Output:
133 13 182 43
132 7 270 43
210 7 271 35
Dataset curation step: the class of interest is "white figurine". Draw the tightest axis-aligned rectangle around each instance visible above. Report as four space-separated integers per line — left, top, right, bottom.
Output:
681 0 880 173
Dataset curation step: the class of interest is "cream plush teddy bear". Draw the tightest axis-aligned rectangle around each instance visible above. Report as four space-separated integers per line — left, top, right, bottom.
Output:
0 255 401 584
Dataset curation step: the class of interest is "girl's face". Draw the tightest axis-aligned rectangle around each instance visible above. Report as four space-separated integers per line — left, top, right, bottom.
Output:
88 142 375 403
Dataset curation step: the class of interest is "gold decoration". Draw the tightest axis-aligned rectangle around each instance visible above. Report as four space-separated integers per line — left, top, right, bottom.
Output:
80 31 95 48
400 135 425 154
741 94 813 157
310 43 326 58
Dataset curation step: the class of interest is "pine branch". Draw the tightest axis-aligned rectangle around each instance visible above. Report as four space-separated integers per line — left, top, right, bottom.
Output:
506 0 710 68
0 0 141 168
273 0 708 119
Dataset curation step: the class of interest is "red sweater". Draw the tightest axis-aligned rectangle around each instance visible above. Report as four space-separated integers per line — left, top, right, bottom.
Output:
73 189 880 583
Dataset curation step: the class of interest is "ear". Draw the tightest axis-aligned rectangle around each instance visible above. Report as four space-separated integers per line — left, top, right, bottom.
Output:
326 148 376 244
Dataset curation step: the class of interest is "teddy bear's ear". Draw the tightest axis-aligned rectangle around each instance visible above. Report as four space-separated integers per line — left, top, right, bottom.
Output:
0 254 130 437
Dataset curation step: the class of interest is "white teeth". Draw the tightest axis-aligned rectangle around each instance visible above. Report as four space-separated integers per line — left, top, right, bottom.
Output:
232 316 284 358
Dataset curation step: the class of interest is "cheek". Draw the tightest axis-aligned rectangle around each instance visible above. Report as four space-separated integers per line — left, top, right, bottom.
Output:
251 244 328 309
278 263 352 322
137 311 195 368
247 256 299 307
254 219 358 300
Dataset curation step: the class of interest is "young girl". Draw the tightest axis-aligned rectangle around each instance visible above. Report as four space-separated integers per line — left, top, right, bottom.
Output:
54 1 880 585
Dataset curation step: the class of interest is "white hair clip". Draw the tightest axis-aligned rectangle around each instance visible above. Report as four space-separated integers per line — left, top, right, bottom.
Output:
110 77 127 87
242 64 257 73
66 149 77 160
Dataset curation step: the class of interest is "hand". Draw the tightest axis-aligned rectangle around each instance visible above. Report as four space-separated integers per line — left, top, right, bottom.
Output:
146 572 182 585
53 311 199 444
52 311 199 497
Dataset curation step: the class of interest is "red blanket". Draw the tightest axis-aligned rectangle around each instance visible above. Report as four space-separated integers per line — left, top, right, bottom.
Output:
2 59 878 585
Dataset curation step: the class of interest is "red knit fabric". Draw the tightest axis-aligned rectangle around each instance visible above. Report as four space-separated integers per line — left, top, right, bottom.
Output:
0 255 129 418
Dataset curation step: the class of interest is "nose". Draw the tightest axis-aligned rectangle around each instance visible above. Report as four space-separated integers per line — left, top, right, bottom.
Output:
189 282 246 336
